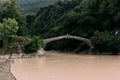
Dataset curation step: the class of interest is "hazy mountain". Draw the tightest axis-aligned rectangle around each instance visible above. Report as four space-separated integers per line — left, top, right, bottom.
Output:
17 0 58 15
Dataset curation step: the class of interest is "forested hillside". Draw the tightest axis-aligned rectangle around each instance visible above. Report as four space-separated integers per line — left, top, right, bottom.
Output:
28 0 120 54
17 0 58 14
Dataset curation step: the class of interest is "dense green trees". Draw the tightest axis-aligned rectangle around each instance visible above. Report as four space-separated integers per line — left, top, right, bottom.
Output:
0 0 27 36
0 18 19 35
31 0 81 36
0 0 41 54
0 18 19 54
24 36 44 53
28 0 120 54
92 31 120 54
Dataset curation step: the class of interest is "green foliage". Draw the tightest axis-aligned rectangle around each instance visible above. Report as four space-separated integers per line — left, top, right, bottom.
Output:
29 0 120 53
0 35 24 54
3 0 18 10
92 31 120 54
0 0 27 36
0 0 30 54
31 0 81 36
3 42 20 54
0 18 19 50
0 18 19 35
24 36 44 53
0 0 19 20
0 40 3 48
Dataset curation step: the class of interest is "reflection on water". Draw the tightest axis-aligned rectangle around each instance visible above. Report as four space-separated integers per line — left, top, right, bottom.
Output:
11 51 120 80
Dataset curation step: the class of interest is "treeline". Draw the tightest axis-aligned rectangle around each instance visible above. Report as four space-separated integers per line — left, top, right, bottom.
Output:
28 0 120 54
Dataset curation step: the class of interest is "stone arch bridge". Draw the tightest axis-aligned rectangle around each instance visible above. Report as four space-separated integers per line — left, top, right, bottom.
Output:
43 34 94 52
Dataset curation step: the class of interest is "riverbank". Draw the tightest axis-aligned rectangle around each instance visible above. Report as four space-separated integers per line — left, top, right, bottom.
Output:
46 50 120 55
0 59 16 80
0 48 45 59
0 49 120 59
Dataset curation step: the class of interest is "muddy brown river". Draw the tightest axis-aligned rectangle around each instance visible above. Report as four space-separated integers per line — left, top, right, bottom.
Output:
11 51 120 80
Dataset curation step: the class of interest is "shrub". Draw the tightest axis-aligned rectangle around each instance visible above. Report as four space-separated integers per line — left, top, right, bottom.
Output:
0 36 21 54
0 40 3 48
91 31 120 54
0 18 19 35
24 36 44 53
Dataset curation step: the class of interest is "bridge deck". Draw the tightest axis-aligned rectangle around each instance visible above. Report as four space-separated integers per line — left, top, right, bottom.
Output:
43 35 94 49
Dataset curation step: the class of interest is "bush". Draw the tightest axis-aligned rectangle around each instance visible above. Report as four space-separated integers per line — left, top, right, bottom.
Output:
0 36 21 54
0 18 19 35
91 31 120 54
3 43 20 54
0 40 3 48
24 36 44 53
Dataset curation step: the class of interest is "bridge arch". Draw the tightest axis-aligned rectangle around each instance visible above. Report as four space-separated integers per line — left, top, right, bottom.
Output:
43 35 94 50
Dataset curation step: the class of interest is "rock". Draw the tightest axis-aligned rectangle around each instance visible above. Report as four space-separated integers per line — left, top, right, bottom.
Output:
36 48 45 57
0 59 16 80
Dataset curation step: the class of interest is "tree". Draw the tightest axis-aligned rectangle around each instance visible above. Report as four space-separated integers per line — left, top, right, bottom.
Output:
0 18 19 53
91 31 120 54
24 36 43 53
0 0 27 36
0 18 19 35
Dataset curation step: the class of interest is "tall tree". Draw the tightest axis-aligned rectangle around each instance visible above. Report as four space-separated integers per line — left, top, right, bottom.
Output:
0 0 27 36
0 18 19 35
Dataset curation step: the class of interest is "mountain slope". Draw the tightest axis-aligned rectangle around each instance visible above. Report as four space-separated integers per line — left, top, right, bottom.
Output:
17 0 58 14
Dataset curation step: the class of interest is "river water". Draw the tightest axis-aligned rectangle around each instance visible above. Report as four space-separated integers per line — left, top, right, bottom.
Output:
11 51 120 80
